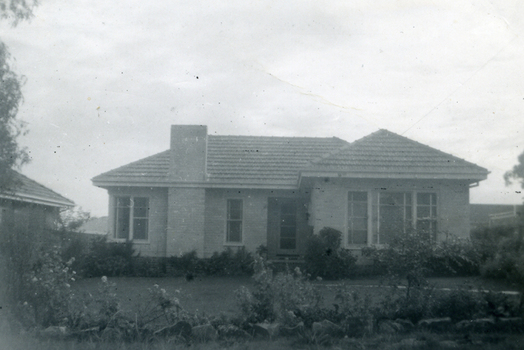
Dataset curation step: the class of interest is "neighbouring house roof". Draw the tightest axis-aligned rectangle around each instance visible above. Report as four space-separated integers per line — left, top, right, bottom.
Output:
302 130 488 181
92 129 489 188
0 170 75 208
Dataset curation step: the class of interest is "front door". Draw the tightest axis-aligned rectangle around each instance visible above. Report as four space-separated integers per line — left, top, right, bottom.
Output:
267 197 299 256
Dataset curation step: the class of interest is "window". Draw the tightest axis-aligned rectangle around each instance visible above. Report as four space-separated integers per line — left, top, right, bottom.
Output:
375 192 437 244
114 196 149 240
226 199 242 243
379 192 412 244
417 193 437 239
347 192 368 246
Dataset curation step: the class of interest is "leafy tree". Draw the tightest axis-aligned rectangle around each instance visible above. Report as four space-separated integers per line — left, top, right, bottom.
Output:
0 44 29 190
0 0 39 190
504 150 524 189
0 0 38 26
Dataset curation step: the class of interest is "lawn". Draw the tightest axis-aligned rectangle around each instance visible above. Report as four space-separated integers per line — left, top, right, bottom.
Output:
72 275 254 316
72 275 520 317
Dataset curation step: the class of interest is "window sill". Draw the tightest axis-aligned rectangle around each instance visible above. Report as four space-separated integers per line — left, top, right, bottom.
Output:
345 246 367 250
223 242 244 247
109 238 150 245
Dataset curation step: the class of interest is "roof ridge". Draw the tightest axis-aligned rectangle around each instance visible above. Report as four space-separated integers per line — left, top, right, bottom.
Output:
307 130 383 166
309 129 486 172
209 134 341 140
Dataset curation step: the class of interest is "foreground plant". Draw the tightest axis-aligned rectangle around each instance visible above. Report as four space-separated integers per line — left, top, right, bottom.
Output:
236 255 323 326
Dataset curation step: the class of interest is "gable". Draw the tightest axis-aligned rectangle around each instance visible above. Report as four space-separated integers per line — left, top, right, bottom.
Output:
302 130 488 182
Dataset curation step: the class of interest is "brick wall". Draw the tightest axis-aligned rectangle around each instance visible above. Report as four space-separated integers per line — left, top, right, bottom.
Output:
169 125 207 182
203 189 307 258
167 187 206 257
438 181 470 239
204 189 268 258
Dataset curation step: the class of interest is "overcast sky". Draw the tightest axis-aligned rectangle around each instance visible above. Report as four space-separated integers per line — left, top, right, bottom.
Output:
1 0 523 217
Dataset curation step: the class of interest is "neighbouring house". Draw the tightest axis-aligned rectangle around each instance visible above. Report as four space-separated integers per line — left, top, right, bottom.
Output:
79 216 109 235
470 204 524 231
92 125 488 260
0 170 75 234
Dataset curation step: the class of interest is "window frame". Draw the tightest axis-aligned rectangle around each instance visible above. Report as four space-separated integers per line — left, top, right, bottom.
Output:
113 196 150 242
346 190 438 247
346 191 370 247
415 192 438 240
225 198 243 245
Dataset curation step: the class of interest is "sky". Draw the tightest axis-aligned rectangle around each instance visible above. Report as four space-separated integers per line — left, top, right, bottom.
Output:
1 0 523 217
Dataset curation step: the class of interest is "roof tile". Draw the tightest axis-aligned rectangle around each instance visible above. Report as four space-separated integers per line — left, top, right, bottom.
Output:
92 130 488 186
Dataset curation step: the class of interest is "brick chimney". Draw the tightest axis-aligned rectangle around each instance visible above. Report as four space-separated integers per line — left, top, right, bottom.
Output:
169 125 207 182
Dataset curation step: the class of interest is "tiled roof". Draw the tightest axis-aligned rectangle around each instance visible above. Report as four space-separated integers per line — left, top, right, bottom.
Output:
92 130 488 187
92 136 348 186
305 129 488 179
92 150 171 184
207 136 348 185
0 171 75 207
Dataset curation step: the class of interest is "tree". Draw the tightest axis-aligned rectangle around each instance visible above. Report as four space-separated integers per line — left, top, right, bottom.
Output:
0 43 29 190
0 0 39 189
504 150 524 189
0 0 39 25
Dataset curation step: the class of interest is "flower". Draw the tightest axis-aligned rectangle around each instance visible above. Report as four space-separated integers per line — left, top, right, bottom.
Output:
101 276 108 283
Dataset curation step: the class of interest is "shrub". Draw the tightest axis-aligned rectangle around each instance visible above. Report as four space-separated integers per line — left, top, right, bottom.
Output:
471 225 517 263
480 234 524 284
363 229 435 289
304 227 357 280
428 236 481 276
236 255 323 325
80 236 137 277
168 247 254 277
63 277 199 342
430 289 486 322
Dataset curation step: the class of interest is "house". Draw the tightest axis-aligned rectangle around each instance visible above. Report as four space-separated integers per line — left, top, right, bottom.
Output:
79 216 109 235
470 204 524 231
0 170 75 234
92 125 488 259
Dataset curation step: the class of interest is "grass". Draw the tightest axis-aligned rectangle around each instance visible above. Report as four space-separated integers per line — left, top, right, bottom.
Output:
70 275 520 317
72 275 253 316
2 275 520 349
